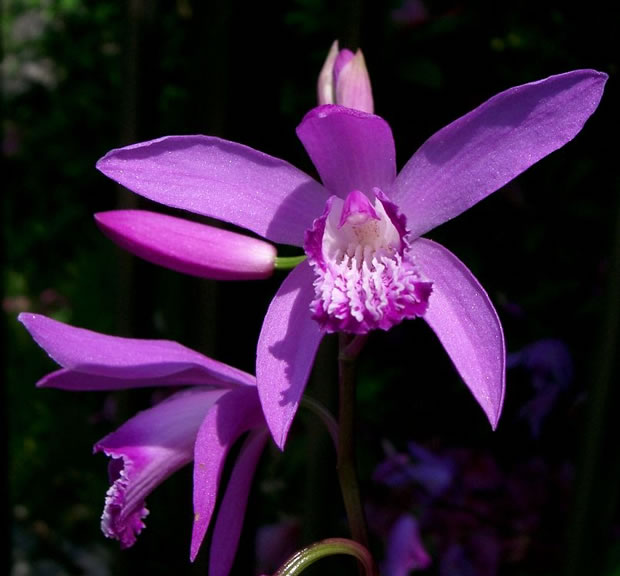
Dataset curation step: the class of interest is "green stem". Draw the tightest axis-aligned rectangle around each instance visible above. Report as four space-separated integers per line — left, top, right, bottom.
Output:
301 396 339 449
274 255 307 270
273 538 377 576
337 333 370 549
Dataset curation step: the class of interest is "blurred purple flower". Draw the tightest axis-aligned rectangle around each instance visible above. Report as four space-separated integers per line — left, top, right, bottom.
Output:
383 514 432 575
96 71 606 448
508 339 574 436
373 441 454 497
19 313 270 575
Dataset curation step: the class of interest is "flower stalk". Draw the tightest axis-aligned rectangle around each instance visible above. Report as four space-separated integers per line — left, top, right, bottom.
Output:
337 333 370 549
273 538 377 576
274 255 307 270
300 395 339 448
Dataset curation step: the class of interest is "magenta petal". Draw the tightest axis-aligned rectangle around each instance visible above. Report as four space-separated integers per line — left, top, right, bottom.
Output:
409 239 505 428
19 313 254 387
96 135 330 247
209 429 269 576
392 70 608 238
191 387 263 561
36 367 239 391
296 105 396 198
95 388 226 548
95 210 276 280
256 261 324 449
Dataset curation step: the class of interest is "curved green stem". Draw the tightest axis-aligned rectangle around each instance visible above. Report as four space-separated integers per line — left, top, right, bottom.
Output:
337 333 370 549
274 255 307 270
301 395 339 449
273 538 377 576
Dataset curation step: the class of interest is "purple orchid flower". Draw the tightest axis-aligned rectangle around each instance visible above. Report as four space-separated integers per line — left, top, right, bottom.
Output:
95 70 607 448
18 312 270 575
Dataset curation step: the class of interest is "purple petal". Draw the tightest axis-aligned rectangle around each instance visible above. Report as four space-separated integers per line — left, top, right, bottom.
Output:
95 388 226 548
191 387 264 561
334 50 374 114
36 366 240 391
409 239 505 428
96 135 330 247
391 70 608 238
332 48 355 82
95 210 276 280
296 105 396 198
256 261 323 449
209 429 269 576
19 313 254 387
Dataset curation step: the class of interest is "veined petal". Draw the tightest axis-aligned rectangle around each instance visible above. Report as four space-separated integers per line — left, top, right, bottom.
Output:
296 105 396 198
209 429 269 576
409 239 505 428
96 135 330 247
391 70 608 238
191 387 264 561
257 261 324 449
19 313 254 387
95 210 276 280
94 388 226 548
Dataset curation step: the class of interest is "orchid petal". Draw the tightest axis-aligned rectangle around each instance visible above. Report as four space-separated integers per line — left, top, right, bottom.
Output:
95 210 276 280
209 429 269 576
296 105 396 198
36 367 243 391
191 387 263 561
409 239 505 428
94 388 226 548
392 70 608 238
96 135 330 247
19 313 254 387
257 261 323 449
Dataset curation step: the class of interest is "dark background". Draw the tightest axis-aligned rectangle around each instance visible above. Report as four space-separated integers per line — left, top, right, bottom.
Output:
3 0 619 574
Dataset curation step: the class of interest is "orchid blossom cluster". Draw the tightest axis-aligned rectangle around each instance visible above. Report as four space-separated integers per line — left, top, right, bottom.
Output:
20 40 606 576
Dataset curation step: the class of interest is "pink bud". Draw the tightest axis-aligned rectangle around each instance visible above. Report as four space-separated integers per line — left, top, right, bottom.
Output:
95 210 276 280
317 40 374 113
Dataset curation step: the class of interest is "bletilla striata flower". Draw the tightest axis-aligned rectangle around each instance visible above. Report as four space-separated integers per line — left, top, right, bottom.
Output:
95 69 607 449
19 313 270 576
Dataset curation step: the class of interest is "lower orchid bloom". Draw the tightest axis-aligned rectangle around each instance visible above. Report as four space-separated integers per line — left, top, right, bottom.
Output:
95 70 607 448
18 312 270 576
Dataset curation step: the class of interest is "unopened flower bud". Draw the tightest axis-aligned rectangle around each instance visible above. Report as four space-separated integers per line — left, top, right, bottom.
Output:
317 40 374 113
95 209 276 280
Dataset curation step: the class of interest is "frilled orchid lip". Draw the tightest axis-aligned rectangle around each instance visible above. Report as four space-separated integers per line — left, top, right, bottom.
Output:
305 188 432 334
